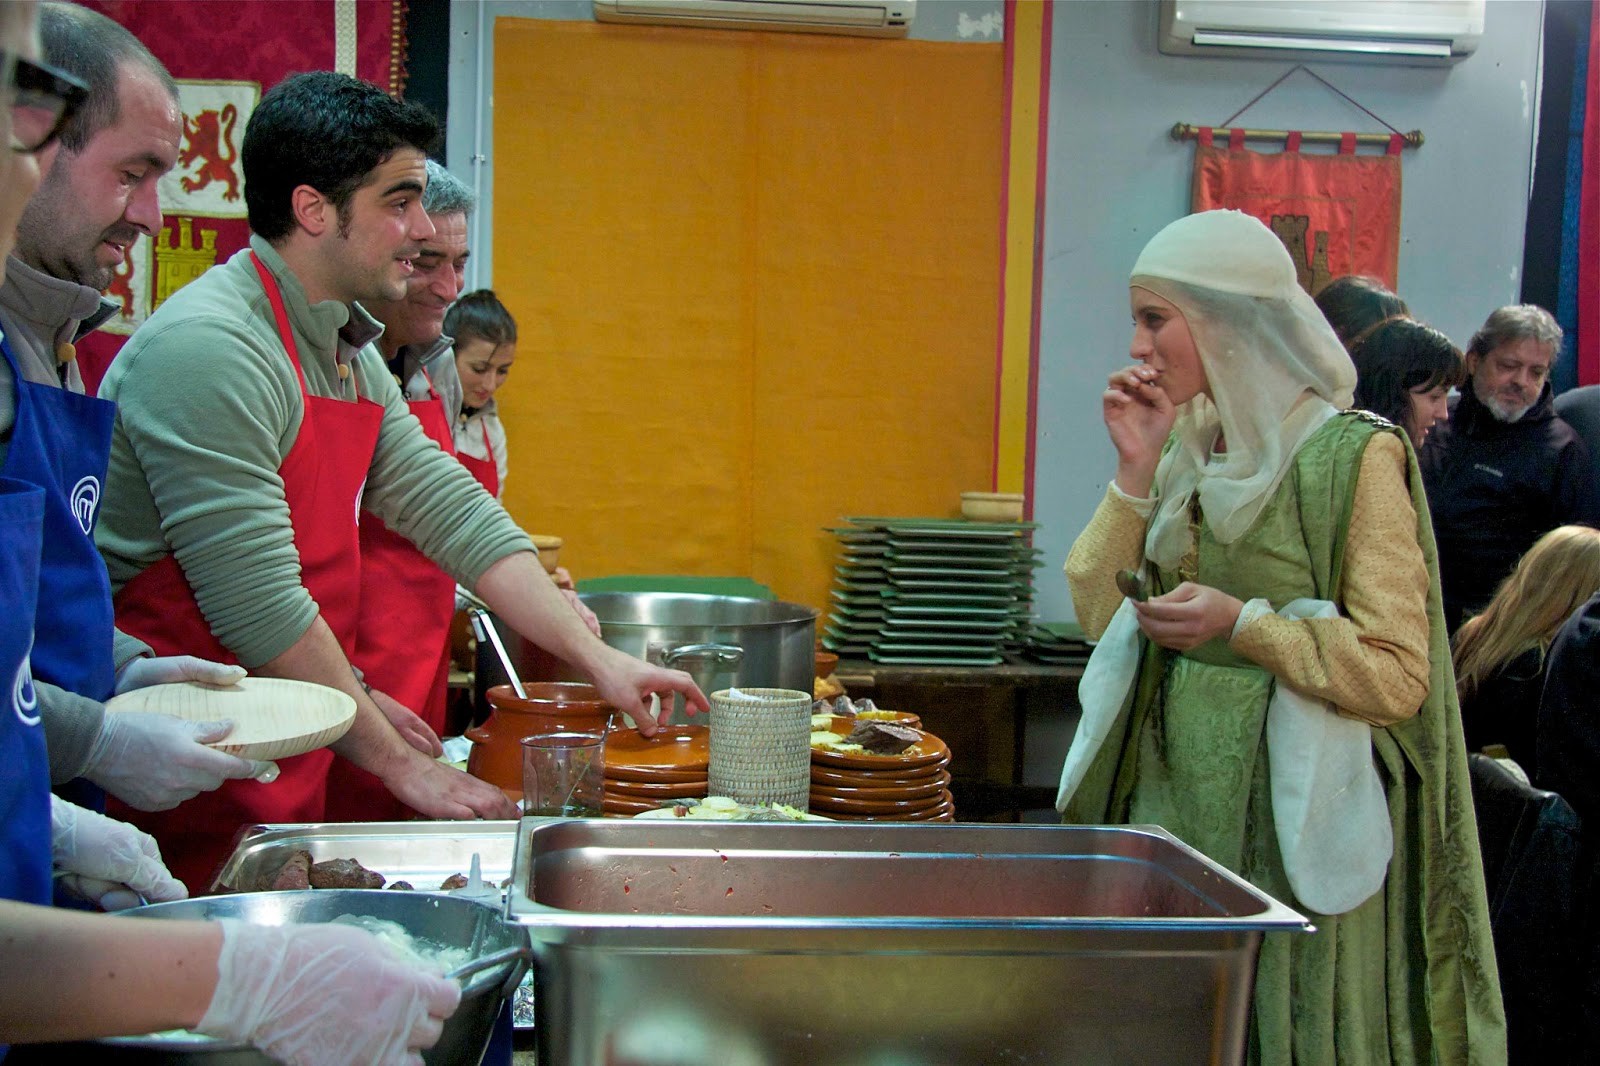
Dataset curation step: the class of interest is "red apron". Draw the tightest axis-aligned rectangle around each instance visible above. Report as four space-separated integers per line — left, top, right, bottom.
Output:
457 419 500 497
328 373 459 822
110 253 383 891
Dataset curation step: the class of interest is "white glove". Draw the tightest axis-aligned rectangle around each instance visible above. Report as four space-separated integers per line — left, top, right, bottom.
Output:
114 654 248 696
50 797 187 910
197 919 462 1066
86 712 279 812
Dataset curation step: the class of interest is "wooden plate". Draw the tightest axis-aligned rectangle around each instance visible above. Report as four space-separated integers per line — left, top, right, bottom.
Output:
104 677 356 761
604 763 709 784
605 725 709 772
810 758 949 789
604 778 709 800
811 730 950 771
823 791 955 821
602 794 680 816
809 770 950 803
808 788 947 815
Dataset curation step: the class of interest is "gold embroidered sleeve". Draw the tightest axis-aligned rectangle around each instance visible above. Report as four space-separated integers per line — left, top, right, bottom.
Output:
1229 432 1431 726
1064 486 1150 640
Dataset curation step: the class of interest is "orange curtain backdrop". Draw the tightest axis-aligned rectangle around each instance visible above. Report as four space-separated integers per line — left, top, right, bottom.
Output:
1191 135 1402 292
492 21 1003 613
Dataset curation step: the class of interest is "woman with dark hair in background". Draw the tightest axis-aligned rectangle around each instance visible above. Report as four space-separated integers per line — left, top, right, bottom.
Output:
446 290 517 500
1314 274 1408 351
1452 524 1600 766
1350 317 1465 448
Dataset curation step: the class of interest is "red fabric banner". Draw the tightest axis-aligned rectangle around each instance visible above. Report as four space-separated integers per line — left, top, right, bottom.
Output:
72 1 407 393
1191 139 1402 296
1578 1 1600 386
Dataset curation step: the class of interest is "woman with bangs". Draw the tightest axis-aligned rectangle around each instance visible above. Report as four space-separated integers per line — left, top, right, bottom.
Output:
1058 210 1505 1063
1349 317 1466 449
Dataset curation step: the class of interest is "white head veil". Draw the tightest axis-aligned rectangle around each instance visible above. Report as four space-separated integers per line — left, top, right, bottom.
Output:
1130 210 1357 571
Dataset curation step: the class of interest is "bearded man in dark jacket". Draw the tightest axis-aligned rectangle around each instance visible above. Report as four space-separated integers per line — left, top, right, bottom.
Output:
1420 304 1600 631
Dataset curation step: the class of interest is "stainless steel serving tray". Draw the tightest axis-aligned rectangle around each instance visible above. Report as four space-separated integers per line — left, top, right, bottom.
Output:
508 820 1311 1066
208 820 521 894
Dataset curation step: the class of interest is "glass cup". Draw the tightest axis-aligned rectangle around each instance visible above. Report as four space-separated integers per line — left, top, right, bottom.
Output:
521 729 607 817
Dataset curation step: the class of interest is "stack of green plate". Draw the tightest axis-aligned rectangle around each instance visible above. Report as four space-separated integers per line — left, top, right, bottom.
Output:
1024 622 1094 666
821 517 1040 666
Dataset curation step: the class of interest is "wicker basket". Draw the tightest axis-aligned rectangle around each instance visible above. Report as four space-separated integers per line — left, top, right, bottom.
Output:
708 688 812 809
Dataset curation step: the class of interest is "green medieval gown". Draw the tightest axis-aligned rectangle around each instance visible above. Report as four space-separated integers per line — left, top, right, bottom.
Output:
1063 413 1506 1065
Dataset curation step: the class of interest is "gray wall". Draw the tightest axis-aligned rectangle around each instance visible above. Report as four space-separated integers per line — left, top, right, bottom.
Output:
1032 0 1544 622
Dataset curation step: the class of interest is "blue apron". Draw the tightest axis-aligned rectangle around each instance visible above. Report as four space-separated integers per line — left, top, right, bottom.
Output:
1 334 118 812
0 476 51 1064
0 334 117 703
0 475 52 904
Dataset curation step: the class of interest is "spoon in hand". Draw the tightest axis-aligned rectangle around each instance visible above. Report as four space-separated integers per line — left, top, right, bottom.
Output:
1115 569 1149 603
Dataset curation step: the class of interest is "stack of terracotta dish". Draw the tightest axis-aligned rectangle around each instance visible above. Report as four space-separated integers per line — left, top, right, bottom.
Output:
809 714 954 821
602 724 710 817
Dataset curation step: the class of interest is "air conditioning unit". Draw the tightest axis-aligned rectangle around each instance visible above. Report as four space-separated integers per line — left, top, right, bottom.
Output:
593 0 916 39
1159 0 1484 64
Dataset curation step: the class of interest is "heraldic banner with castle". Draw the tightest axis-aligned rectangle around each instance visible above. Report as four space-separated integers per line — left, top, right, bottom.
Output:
75 0 407 393
1190 127 1403 297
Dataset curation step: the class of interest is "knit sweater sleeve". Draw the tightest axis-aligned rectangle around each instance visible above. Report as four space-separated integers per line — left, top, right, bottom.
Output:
97 313 318 668
37 680 106 784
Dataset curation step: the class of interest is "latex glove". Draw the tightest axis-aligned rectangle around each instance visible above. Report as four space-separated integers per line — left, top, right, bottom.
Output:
369 687 443 758
50 797 187 910
86 712 279 812
197 919 462 1066
114 654 247 696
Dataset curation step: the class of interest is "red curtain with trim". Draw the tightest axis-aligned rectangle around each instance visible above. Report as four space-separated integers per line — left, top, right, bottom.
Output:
1578 2 1600 386
72 1 407 393
1191 130 1403 294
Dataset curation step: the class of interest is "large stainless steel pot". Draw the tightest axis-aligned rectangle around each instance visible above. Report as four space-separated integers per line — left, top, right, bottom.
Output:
13 891 528 1066
478 592 817 722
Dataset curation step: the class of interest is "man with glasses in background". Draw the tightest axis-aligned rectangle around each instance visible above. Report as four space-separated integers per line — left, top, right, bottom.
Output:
0 1 271 818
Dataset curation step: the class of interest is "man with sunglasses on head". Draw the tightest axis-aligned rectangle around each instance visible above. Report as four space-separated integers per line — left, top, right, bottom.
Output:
0 2 273 819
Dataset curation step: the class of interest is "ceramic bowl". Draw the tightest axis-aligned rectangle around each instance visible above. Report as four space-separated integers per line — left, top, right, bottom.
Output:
960 491 1025 523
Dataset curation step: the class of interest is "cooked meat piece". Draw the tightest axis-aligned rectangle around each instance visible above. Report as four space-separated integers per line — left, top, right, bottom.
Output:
439 873 469 890
844 721 921 755
266 849 313 891
309 857 386 889
387 881 415 891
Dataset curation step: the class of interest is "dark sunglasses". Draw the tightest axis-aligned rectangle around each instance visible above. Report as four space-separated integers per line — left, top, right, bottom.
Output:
6 52 88 154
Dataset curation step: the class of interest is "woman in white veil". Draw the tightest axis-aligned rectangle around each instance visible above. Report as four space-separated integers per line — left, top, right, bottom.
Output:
1060 211 1504 1064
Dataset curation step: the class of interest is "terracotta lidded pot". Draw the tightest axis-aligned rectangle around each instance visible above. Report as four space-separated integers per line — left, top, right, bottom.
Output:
466 682 615 791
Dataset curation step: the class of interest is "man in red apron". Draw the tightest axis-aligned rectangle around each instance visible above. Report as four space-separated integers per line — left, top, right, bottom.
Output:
97 72 707 890
329 162 476 822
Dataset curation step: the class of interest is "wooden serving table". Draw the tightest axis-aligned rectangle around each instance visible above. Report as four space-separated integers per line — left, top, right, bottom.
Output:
832 658 1084 821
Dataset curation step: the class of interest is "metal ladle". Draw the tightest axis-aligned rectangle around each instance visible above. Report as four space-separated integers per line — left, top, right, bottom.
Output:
444 944 531 985
461 590 528 699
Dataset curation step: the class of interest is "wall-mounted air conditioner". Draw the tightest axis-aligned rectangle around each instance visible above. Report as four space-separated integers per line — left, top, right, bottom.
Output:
1159 0 1484 64
593 0 916 39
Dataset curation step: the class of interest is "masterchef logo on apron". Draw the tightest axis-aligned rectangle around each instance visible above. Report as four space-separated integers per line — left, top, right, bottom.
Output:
69 475 101 535
12 636 39 726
